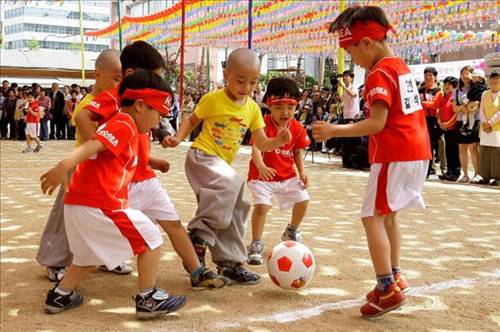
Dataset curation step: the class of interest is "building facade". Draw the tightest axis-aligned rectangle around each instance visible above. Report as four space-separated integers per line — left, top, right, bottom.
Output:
1 0 110 56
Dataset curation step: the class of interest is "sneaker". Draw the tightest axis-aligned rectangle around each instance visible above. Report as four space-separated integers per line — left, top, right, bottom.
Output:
45 287 84 314
34 145 43 152
366 272 409 302
490 179 499 186
361 283 405 318
189 232 207 268
46 266 66 282
22 147 33 153
190 267 230 290
135 287 186 320
281 225 303 243
247 240 264 265
218 264 261 285
98 262 133 275
470 174 484 184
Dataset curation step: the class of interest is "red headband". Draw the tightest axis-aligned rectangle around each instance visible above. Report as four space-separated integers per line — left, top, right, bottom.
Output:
266 97 299 106
120 88 172 116
338 20 395 48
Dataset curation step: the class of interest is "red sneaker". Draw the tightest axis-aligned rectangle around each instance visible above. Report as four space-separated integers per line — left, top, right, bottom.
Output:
360 283 405 318
366 272 409 302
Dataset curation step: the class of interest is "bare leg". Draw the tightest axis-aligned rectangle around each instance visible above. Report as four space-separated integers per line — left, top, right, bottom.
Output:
251 204 271 241
469 143 480 176
290 200 309 230
362 213 391 276
158 220 200 273
383 212 400 268
458 144 469 178
58 264 94 289
137 246 161 290
25 135 31 149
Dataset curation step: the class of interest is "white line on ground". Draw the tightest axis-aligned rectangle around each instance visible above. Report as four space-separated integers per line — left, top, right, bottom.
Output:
214 269 500 329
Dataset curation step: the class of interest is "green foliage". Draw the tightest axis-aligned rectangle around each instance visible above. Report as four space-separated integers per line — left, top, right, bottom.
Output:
305 75 318 90
27 38 39 51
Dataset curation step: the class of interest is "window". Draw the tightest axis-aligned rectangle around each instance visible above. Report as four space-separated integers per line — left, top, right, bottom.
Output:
4 7 109 22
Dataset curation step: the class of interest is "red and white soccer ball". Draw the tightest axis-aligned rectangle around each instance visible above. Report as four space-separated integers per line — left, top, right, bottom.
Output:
266 241 315 290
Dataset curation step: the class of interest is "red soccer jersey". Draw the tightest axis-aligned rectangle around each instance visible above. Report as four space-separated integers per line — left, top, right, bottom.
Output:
64 112 139 210
84 85 156 182
132 133 155 182
84 85 120 125
26 101 40 123
364 57 431 164
248 116 310 182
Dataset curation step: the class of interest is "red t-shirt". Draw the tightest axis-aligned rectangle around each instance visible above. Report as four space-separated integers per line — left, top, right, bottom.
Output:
364 57 431 164
26 101 40 123
64 113 139 210
248 116 310 182
84 85 120 124
438 93 455 124
133 133 156 182
84 85 155 182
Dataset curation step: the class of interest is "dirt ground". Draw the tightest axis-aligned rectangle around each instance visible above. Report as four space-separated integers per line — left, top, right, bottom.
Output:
1 140 499 332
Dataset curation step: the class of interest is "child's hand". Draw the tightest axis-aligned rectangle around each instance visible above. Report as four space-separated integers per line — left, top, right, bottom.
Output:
40 164 67 195
162 135 180 148
258 165 277 181
150 159 170 173
482 122 493 133
299 172 309 188
277 128 292 145
312 121 334 142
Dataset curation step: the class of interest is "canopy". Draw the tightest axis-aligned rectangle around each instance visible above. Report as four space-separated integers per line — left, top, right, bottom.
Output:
85 0 498 58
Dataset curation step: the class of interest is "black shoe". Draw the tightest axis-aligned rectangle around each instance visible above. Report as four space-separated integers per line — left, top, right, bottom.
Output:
135 287 186 320
439 174 458 182
428 168 436 175
190 267 230 290
217 264 261 285
189 232 207 268
45 287 84 314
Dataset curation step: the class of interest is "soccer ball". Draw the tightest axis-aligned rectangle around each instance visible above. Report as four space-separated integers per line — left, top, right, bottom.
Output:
266 241 315 290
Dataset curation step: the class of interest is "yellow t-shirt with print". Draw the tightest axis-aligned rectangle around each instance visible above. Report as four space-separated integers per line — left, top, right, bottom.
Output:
71 93 94 147
192 88 265 164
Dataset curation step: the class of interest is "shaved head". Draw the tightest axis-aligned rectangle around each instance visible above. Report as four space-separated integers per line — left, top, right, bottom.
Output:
94 49 122 95
95 49 121 71
226 48 260 71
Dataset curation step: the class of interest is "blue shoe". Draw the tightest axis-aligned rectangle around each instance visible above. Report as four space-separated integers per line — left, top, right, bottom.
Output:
135 287 186 320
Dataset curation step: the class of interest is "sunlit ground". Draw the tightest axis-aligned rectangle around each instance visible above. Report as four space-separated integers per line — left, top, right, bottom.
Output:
1 140 499 331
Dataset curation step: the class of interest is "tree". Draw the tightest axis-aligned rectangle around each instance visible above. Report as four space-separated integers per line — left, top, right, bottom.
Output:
27 38 40 51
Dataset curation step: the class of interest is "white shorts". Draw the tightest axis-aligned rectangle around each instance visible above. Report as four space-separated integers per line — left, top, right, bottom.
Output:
25 122 39 137
247 177 310 210
361 160 428 218
64 205 163 269
128 177 179 222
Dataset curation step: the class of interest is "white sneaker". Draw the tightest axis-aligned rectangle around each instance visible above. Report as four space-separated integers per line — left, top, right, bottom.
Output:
99 262 133 275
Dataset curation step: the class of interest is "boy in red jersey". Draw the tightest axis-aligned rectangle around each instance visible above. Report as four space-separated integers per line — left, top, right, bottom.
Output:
23 91 42 153
78 41 228 289
41 70 186 319
246 77 310 265
314 6 431 318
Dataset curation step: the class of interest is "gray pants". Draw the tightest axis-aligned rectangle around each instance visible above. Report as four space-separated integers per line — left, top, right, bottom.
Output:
36 184 72 267
185 148 250 265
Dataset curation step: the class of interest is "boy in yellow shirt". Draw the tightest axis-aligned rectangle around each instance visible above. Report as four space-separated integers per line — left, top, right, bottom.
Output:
163 48 291 284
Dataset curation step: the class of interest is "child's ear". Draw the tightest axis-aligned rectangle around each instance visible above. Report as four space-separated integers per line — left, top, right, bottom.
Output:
133 99 145 113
